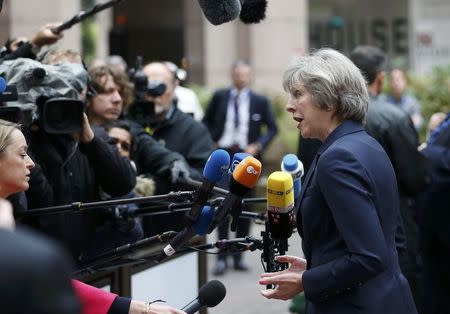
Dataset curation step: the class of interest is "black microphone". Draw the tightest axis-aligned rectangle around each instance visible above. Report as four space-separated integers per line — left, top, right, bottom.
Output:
239 0 268 24
155 206 214 262
196 0 241 25
182 280 226 314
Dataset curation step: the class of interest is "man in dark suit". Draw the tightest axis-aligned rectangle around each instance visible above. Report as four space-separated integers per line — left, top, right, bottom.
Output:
203 60 278 275
350 46 427 307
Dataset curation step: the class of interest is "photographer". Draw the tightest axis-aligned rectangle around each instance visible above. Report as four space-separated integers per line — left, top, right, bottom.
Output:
86 65 191 194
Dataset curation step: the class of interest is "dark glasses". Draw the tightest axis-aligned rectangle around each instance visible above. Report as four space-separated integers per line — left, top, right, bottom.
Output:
108 137 131 152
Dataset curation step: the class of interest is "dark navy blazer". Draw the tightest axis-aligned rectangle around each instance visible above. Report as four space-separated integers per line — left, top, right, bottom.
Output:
297 120 417 314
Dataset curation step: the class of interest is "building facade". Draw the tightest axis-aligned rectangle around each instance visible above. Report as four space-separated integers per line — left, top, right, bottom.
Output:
1 0 449 93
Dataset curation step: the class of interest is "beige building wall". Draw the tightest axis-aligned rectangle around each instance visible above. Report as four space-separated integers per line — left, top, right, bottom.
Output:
1 0 81 53
198 0 308 94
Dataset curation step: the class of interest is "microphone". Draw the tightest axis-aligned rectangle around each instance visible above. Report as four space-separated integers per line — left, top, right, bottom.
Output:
267 171 294 240
209 156 262 233
185 149 230 225
155 205 215 262
0 77 6 92
239 0 268 24
197 0 241 26
281 154 304 201
229 152 251 175
182 280 226 314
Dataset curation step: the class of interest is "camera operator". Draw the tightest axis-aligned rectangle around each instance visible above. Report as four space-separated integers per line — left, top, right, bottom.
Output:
9 55 139 260
86 65 191 193
141 62 213 178
0 23 64 63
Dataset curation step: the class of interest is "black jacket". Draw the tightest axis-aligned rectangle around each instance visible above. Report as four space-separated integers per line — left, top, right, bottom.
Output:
128 120 184 175
26 127 136 258
365 95 427 197
149 107 213 174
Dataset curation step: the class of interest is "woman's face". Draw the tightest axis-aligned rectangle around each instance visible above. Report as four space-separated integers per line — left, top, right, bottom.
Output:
285 84 334 142
0 129 35 197
88 75 123 125
107 127 132 159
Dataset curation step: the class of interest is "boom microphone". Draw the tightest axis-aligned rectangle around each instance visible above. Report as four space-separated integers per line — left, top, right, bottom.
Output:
185 149 230 225
155 206 215 262
267 171 294 240
281 154 304 201
239 0 268 24
197 0 241 26
182 280 226 314
208 156 261 233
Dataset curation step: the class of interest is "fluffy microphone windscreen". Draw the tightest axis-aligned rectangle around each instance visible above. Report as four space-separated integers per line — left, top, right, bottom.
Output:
0 77 6 92
192 206 215 235
239 0 267 24
197 0 242 26
232 156 262 189
229 152 251 174
203 149 230 183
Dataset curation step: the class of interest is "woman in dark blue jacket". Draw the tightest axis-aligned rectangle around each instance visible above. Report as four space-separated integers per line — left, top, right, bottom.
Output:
259 48 417 314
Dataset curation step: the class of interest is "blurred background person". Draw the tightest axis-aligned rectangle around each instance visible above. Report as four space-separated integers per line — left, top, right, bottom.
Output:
350 46 427 309
385 68 424 130
416 113 450 314
142 61 212 177
203 59 278 275
164 61 204 121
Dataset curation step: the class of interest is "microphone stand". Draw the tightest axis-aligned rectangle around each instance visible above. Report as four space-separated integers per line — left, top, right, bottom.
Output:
51 0 124 33
16 191 196 218
261 221 289 289
73 231 178 277
179 177 229 196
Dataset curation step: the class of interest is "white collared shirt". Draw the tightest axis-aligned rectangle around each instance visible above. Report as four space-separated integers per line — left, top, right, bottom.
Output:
217 88 250 149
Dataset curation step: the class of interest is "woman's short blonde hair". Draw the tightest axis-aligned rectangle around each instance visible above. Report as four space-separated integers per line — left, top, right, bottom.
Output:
282 48 369 123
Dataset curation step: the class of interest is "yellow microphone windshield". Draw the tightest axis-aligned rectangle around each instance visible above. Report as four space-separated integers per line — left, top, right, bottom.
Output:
267 171 294 213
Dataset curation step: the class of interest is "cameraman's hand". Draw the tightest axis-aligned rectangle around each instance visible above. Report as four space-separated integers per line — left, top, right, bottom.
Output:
72 113 94 143
170 159 190 184
31 23 64 48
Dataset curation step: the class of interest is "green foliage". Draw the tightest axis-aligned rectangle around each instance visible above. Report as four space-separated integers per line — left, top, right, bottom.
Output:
81 0 97 65
185 83 213 111
409 65 450 120
81 20 98 65
266 92 299 153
